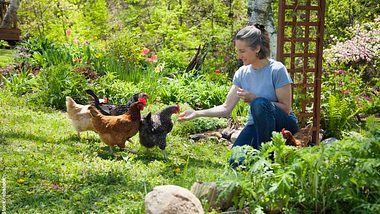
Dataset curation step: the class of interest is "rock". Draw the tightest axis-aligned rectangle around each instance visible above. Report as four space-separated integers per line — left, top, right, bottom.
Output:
230 128 243 144
145 185 204 214
191 181 241 211
321 137 338 145
190 133 207 141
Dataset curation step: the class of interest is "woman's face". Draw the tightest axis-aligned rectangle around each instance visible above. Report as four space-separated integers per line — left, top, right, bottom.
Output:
235 40 259 65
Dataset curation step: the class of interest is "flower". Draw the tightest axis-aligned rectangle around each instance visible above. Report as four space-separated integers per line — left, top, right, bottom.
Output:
142 47 150 56
73 38 79 45
215 69 221 74
146 55 158 63
155 63 165 73
66 29 72 36
363 95 372 102
150 55 157 62
174 168 181 173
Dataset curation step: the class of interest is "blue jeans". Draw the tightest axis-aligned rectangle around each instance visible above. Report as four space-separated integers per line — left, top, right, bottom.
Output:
229 97 299 165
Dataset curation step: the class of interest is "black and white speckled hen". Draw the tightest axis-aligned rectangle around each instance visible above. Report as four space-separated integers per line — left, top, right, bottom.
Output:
86 89 149 116
139 104 180 151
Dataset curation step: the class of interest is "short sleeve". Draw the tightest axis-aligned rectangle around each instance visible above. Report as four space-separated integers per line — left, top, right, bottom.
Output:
232 66 243 88
273 65 293 89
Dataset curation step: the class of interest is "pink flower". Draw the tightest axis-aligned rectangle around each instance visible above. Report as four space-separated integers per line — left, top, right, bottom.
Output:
66 29 72 36
215 69 221 74
147 55 157 63
373 89 379 96
150 55 157 62
364 95 372 102
73 38 79 45
142 47 150 56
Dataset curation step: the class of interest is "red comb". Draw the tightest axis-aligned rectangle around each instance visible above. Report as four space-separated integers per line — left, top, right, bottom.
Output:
281 128 285 135
138 97 147 105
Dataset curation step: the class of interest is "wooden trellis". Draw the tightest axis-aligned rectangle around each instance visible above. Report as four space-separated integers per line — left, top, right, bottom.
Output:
276 0 326 144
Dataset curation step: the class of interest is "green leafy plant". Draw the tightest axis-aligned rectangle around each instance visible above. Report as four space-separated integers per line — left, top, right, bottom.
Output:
1 69 36 96
33 64 88 109
0 40 9 48
320 93 360 139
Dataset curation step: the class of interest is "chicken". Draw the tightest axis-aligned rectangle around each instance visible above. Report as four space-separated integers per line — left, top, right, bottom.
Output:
65 96 96 139
139 104 180 153
89 97 147 153
282 124 313 147
86 89 149 116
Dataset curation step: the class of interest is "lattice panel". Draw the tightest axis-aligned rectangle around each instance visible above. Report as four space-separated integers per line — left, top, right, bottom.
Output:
277 0 326 144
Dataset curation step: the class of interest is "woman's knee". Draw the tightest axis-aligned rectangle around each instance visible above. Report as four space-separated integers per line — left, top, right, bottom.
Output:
250 97 272 115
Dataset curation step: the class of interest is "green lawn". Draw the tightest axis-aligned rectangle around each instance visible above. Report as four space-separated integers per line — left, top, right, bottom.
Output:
0 91 231 213
0 49 15 67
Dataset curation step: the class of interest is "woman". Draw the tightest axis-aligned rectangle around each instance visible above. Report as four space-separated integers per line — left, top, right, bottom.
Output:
178 24 299 164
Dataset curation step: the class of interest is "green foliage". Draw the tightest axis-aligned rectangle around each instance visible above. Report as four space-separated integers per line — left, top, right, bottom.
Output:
1 68 37 96
226 128 380 213
320 93 360 139
158 71 229 109
0 40 10 48
33 64 88 109
325 0 380 44
18 0 109 44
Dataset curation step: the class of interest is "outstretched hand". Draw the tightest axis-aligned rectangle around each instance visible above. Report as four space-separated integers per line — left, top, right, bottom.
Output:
177 109 196 121
236 88 256 103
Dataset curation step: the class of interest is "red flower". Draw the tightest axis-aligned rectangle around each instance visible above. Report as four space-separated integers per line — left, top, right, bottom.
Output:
66 29 72 36
142 47 150 56
146 55 157 63
215 69 221 74
150 55 157 61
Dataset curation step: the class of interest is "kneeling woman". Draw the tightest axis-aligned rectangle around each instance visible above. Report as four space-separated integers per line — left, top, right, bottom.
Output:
177 24 299 165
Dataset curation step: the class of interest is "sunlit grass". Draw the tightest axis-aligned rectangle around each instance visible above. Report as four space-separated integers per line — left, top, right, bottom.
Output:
0 49 15 68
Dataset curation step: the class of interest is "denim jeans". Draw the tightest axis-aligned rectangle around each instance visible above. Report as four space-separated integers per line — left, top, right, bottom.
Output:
229 97 299 166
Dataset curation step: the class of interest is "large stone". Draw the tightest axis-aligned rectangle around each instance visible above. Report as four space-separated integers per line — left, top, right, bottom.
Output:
191 182 241 211
145 185 204 214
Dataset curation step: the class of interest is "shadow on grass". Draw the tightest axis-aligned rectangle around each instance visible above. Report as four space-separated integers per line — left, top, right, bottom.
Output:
9 176 147 213
1 129 99 143
132 151 226 169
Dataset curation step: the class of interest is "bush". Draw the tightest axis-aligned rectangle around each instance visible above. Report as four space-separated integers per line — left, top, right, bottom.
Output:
33 64 89 109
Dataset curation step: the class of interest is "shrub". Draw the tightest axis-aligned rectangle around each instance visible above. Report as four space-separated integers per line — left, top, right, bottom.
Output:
33 64 89 109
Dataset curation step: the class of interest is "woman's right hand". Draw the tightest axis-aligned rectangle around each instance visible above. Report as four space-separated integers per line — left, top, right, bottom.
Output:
177 109 197 121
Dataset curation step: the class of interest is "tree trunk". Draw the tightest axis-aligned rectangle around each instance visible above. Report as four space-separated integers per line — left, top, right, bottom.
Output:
0 0 21 29
247 0 277 58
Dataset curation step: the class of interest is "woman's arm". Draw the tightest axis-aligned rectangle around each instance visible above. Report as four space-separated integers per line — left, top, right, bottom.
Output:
274 84 292 114
178 85 240 121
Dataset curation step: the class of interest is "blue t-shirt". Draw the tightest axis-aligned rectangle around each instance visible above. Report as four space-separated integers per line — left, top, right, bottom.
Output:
232 59 293 125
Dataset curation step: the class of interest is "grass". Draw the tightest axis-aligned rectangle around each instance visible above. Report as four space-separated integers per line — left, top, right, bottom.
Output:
0 91 232 213
0 49 15 67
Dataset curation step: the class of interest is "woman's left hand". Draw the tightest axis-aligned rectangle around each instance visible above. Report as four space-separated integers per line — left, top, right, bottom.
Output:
236 88 256 103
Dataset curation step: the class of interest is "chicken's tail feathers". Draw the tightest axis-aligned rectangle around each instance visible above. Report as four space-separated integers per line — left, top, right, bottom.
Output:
85 89 100 106
65 96 76 109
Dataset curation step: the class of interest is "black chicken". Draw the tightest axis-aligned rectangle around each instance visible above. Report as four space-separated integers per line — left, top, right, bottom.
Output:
86 89 149 116
139 104 180 153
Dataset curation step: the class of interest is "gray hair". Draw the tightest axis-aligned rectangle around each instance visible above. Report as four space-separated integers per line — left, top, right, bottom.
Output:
235 24 270 59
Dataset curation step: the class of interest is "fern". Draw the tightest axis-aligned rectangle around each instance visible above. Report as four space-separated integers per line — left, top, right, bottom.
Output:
321 93 360 139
